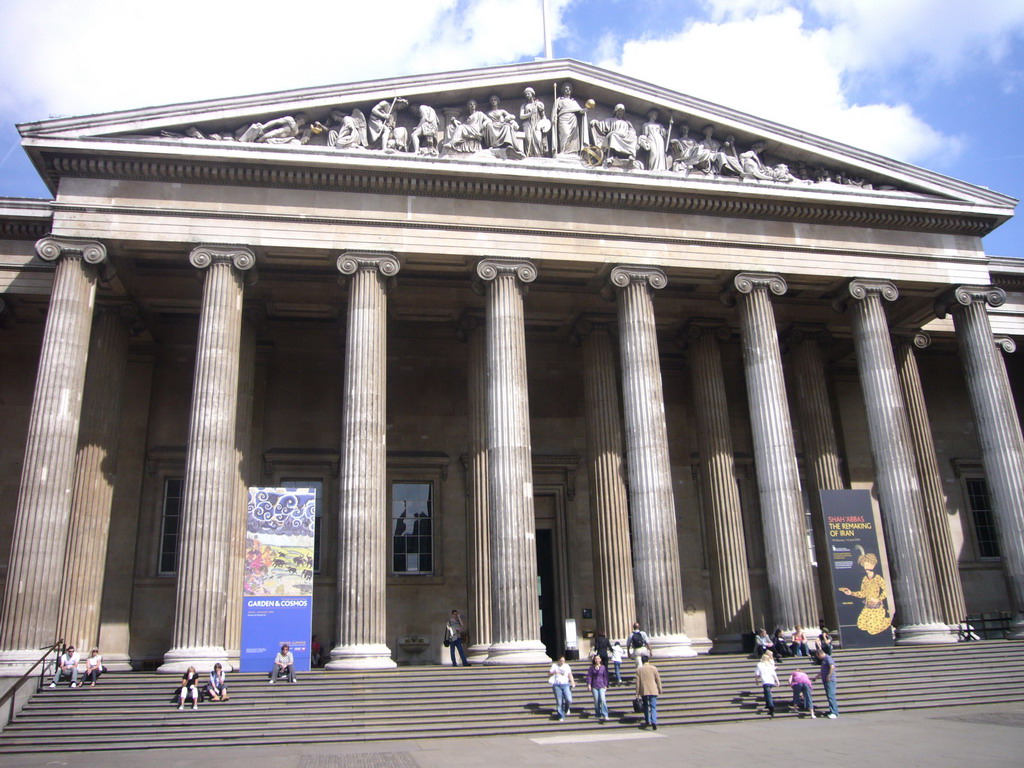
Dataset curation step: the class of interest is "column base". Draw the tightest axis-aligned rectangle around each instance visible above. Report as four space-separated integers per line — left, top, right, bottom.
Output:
483 640 552 665
895 622 957 645
466 643 490 663
325 643 397 670
708 634 745 654
649 633 698 658
0 649 57 677
158 646 233 674
98 653 135 672
1007 617 1024 641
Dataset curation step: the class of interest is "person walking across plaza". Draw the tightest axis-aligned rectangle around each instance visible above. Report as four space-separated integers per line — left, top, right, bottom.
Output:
627 622 652 666
788 667 816 718
586 653 610 722
446 609 470 667
814 647 838 718
548 656 576 721
754 652 780 717
610 641 624 686
635 659 663 729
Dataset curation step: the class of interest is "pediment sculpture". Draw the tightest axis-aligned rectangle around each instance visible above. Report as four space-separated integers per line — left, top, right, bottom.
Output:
153 82 894 191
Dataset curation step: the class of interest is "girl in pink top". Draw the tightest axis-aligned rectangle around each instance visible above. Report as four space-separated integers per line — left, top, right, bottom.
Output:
789 668 816 717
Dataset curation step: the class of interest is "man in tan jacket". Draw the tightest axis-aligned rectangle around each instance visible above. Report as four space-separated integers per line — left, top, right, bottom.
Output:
635 660 663 729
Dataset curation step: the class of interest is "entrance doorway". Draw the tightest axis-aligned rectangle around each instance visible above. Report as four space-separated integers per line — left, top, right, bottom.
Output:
536 528 558 659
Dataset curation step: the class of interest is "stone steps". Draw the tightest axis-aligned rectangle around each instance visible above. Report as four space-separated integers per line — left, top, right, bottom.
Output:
3 641 1021 754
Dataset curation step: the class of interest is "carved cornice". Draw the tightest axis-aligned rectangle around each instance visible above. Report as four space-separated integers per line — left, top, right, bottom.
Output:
188 244 256 271
1 219 50 241
720 272 786 308
35 236 107 265
336 251 401 278
475 258 537 284
44 155 998 236
994 335 1017 354
934 285 1007 319
609 265 668 291
892 329 931 350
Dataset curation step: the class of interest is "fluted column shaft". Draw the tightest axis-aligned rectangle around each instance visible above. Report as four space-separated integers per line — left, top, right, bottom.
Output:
893 332 966 627
161 246 254 672
226 316 258 661
56 304 133 653
328 252 400 669
577 320 636 641
0 237 105 668
728 273 817 634
460 315 492 659
788 327 844 629
476 259 549 664
844 279 948 643
686 321 751 650
940 286 1024 638
611 266 694 656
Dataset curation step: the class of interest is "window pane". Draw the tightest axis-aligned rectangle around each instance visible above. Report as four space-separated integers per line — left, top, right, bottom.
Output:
392 483 433 575
966 478 1000 559
158 477 184 576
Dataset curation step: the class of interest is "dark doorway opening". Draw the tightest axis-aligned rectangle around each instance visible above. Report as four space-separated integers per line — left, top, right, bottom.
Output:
537 528 558 659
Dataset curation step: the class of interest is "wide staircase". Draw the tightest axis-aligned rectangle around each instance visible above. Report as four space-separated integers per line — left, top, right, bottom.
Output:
2 641 1022 755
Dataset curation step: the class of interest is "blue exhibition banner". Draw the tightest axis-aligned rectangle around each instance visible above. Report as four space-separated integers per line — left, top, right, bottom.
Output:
240 487 315 672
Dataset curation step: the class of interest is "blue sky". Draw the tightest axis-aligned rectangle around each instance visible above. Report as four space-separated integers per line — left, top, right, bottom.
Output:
1 0 1022 257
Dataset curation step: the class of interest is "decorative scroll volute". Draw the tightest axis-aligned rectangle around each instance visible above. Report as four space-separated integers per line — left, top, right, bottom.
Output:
35 236 107 265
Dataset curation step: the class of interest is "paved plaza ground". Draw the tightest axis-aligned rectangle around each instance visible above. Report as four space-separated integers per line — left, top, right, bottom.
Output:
4 700 1022 768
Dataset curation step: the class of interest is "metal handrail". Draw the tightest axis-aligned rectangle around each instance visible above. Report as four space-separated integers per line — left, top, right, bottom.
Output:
0 641 62 724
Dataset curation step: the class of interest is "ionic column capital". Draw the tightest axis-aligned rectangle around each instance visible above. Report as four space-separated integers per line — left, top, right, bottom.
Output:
832 278 898 313
935 285 1007 318
892 329 931 350
609 265 667 291
475 258 537 284
721 272 786 307
35 236 107 265
189 244 256 271
455 310 484 342
570 314 617 346
782 322 833 348
337 251 401 278
994 335 1017 354
678 318 731 350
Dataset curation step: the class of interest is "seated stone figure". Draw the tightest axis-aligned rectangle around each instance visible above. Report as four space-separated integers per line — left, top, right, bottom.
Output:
589 104 638 167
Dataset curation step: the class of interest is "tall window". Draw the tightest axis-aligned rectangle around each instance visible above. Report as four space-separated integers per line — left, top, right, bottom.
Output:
282 479 324 573
159 477 184 575
965 477 1000 559
392 482 433 574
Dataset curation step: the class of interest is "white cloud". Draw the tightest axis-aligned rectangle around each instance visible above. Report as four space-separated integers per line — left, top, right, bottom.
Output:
593 1 1024 164
0 0 570 119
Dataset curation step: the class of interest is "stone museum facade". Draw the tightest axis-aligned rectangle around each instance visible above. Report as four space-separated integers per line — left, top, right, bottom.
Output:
0 60 1022 673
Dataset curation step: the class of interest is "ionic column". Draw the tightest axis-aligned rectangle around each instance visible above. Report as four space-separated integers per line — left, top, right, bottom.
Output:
327 252 400 669
457 313 492 660
682 320 751 651
574 317 636 641
0 237 105 670
937 286 1024 639
225 307 261 664
160 245 255 672
785 324 844 630
840 279 949 643
56 302 135 654
723 273 817 635
893 330 966 627
475 258 549 664
610 266 694 657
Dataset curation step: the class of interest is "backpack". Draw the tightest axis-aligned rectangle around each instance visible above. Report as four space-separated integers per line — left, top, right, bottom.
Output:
630 631 645 649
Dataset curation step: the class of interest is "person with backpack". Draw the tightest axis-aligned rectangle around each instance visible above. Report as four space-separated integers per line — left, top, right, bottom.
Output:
627 622 652 666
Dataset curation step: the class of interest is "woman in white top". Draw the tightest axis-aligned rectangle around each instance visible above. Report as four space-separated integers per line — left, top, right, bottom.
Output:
84 648 103 687
754 652 780 716
270 644 296 683
548 656 576 722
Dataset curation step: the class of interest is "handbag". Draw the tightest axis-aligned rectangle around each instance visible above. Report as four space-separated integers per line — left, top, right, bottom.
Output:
632 697 644 713
443 624 452 647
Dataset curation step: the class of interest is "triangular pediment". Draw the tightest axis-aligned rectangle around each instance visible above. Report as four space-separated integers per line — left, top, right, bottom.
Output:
17 60 1016 218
